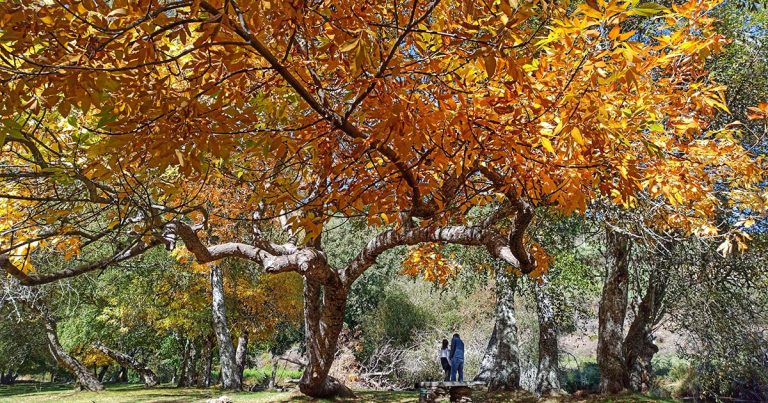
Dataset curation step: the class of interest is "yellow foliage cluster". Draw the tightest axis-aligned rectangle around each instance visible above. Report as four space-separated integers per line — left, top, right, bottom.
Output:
401 244 459 285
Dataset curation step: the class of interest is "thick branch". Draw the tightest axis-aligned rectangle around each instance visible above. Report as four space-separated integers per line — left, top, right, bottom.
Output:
170 222 335 282
93 342 158 387
344 224 527 284
1 239 159 286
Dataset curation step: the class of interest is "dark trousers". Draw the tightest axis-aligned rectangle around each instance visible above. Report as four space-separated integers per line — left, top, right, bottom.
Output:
450 357 464 382
440 357 451 381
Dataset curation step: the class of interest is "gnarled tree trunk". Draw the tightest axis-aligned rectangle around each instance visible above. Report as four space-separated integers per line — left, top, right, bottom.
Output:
93 342 158 387
235 332 249 384
211 264 241 390
475 324 498 382
534 275 561 396
43 316 103 391
597 230 632 394
298 277 354 398
476 268 520 390
625 266 669 392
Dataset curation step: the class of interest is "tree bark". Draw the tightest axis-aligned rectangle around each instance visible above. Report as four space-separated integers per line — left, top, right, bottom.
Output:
597 230 632 394
235 332 249 384
489 269 521 391
298 277 355 398
43 316 103 391
211 264 241 390
534 275 562 396
93 343 158 387
177 338 197 387
97 366 109 382
201 334 214 387
474 324 498 382
185 342 197 386
475 268 520 390
625 267 668 392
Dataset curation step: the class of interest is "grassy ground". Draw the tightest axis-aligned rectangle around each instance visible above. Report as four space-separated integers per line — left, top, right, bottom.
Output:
0 383 677 402
0 383 417 403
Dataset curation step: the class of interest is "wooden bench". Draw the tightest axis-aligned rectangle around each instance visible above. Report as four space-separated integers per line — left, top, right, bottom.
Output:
416 381 486 402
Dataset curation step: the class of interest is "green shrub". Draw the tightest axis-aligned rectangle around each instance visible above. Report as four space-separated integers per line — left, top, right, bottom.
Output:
561 362 600 393
243 365 303 386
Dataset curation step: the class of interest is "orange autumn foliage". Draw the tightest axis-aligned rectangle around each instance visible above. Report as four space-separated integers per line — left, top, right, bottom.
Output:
0 0 765 280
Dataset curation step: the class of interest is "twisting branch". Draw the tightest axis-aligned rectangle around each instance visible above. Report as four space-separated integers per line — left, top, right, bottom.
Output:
343 221 531 285
167 221 337 283
0 238 161 286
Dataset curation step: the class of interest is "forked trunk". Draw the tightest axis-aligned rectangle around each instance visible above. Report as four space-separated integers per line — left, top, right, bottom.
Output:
211 264 241 390
93 342 158 387
298 278 354 398
534 275 561 396
43 316 103 391
625 267 668 392
597 230 631 394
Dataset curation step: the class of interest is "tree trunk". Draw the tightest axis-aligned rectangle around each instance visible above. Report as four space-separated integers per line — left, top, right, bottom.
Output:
597 230 632 394
201 334 214 387
94 343 158 387
534 275 561 396
1 371 18 385
97 366 109 382
43 316 103 391
625 266 668 392
268 355 279 389
474 324 498 382
475 268 520 390
118 366 129 383
177 338 196 387
211 264 241 390
235 332 249 384
185 342 197 386
298 277 354 398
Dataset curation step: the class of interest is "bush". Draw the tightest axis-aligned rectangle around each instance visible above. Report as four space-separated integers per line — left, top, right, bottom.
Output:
243 365 303 386
561 362 600 393
361 289 434 352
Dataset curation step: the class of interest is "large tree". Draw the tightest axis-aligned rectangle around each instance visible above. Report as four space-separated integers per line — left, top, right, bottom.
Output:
1 0 765 397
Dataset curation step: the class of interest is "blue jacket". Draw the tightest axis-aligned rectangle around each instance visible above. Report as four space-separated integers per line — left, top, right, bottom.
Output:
449 336 464 361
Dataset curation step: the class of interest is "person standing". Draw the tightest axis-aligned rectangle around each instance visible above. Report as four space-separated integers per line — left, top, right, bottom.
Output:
439 339 451 381
449 333 465 382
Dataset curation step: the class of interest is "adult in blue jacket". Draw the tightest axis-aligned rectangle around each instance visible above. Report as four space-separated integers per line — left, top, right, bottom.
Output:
449 333 465 382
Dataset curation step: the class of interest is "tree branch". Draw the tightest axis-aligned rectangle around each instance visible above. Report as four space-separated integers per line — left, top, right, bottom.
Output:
343 222 529 284
1 238 160 286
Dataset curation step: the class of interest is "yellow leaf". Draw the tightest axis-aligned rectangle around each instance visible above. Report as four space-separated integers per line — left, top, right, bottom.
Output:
339 37 360 53
631 3 667 17
571 127 585 145
541 137 555 153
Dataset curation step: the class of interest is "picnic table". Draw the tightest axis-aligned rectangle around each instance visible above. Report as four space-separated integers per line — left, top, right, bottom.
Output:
416 381 487 402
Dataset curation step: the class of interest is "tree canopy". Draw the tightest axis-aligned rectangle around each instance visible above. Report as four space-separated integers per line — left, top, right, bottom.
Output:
1 0 766 397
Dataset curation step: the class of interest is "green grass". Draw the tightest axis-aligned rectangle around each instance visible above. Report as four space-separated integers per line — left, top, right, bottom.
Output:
0 383 419 403
0 383 296 403
0 383 679 402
